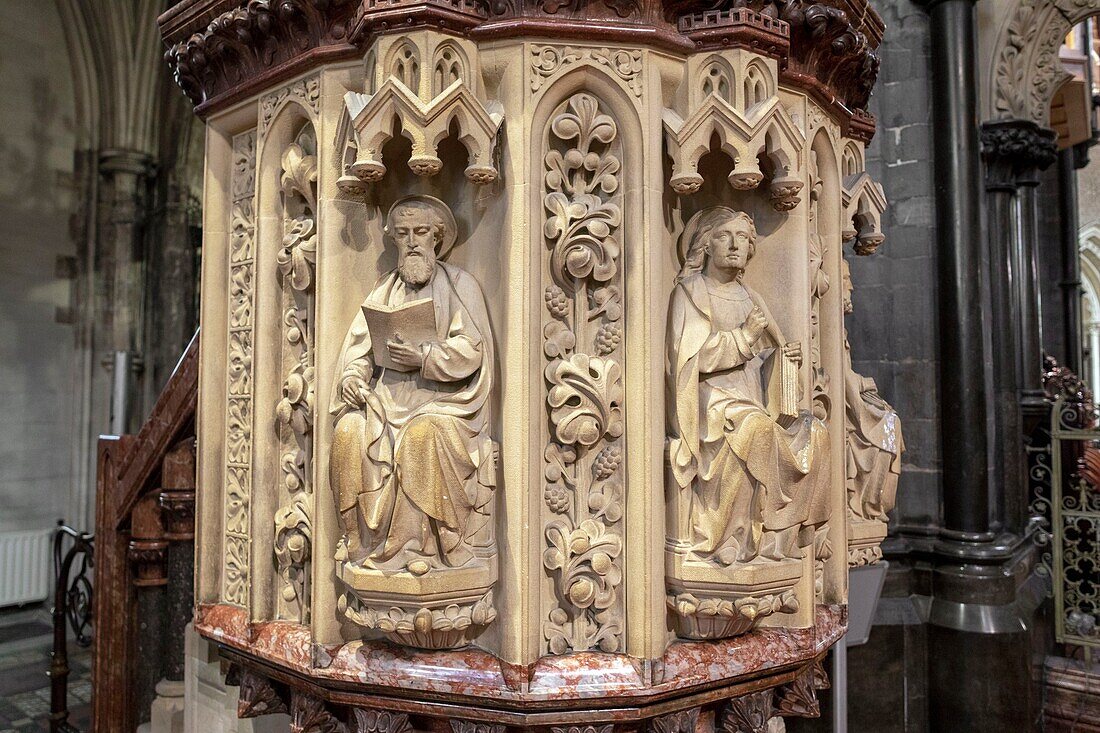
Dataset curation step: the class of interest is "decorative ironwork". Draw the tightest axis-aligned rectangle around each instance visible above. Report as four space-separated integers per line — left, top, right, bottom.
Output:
50 523 94 733
1050 395 1100 649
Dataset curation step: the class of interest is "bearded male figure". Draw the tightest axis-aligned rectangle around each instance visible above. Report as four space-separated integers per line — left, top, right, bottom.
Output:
330 195 495 576
667 207 830 565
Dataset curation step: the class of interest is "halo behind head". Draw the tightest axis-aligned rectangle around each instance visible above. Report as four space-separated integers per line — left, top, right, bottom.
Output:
385 195 459 259
677 206 756 264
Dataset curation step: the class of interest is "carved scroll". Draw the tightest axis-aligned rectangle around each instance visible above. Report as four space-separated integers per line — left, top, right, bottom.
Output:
224 130 257 607
541 92 626 655
273 125 318 623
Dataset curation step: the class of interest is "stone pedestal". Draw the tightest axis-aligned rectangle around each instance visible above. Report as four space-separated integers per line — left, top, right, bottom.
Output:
161 0 899 727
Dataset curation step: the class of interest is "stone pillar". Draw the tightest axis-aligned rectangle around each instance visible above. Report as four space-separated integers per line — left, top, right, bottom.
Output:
919 3 1049 730
98 149 155 432
980 120 1057 530
1059 148 1085 375
923 0 990 539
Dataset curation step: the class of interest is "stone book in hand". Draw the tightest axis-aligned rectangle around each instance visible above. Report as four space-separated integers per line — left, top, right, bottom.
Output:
361 297 436 371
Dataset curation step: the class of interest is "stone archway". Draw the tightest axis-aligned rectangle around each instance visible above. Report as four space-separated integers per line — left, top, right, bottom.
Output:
980 0 1096 128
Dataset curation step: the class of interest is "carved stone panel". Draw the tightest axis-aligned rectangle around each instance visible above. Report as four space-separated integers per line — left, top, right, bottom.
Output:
540 92 626 655
224 129 258 607
273 124 319 623
841 260 903 566
665 207 831 639
330 195 498 649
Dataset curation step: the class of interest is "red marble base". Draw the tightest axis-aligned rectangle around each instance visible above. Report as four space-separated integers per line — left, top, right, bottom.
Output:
198 604 842 730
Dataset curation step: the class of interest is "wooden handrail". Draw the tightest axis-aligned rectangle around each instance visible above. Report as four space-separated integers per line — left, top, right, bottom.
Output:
92 332 199 732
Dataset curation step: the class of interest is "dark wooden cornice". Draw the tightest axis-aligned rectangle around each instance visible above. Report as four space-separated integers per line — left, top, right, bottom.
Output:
160 0 881 125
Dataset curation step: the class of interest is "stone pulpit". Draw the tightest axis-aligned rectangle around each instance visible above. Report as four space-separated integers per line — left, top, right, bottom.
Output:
159 0 900 728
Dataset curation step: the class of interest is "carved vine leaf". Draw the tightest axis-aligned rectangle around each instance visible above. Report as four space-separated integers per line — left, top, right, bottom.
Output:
544 442 577 513
278 217 317 292
276 362 315 436
274 499 312 605
280 142 318 211
546 354 623 447
544 518 623 610
544 193 622 288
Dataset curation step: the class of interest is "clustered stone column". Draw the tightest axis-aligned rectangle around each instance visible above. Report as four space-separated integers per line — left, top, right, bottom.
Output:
160 0 900 728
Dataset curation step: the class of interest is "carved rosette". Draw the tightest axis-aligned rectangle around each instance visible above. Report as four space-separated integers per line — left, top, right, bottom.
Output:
224 130 257 607
541 92 626 655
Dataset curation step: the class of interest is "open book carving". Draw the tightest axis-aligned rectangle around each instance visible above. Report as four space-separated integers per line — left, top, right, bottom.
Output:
361 297 436 371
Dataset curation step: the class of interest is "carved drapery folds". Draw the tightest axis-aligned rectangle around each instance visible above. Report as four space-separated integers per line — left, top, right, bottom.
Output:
663 51 804 208
841 259 903 566
541 92 626 655
342 36 503 188
331 195 498 650
273 125 319 623
225 130 258 607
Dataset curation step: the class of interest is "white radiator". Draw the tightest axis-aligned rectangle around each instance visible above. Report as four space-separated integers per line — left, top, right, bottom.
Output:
0 528 54 607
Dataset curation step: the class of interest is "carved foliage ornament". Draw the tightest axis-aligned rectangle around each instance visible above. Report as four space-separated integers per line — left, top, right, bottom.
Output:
530 45 644 97
992 0 1072 126
273 126 319 622
224 129 257 607
542 92 626 655
238 670 288 718
164 0 357 108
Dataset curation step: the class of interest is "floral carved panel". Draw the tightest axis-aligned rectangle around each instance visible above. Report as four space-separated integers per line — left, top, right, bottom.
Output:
224 129 258 607
540 92 626 655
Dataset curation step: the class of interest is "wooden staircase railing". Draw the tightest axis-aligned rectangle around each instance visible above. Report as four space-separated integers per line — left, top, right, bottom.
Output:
92 332 199 732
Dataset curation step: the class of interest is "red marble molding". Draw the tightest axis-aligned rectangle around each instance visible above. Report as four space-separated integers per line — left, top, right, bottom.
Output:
196 602 846 706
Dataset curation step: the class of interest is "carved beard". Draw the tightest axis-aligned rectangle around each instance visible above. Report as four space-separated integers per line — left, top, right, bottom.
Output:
398 252 434 287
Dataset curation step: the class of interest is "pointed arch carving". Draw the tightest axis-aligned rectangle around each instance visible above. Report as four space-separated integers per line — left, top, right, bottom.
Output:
842 171 887 255
700 57 735 104
386 41 422 95
433 42 469 96
744 59 771 110
663 94 805 209
343 78 504 185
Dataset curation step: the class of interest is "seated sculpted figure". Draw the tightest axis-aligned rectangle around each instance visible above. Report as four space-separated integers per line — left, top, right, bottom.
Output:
841 261 903 521
668 207 830 565
330 195 495 576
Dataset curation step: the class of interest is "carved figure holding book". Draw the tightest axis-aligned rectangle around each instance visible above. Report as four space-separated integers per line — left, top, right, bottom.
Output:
330 195 495 576
667 207 830 565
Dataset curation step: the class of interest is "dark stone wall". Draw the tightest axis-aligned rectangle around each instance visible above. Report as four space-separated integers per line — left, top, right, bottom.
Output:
852 0 941 532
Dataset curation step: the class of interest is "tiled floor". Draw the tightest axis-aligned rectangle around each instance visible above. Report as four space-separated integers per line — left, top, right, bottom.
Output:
0 606 91 733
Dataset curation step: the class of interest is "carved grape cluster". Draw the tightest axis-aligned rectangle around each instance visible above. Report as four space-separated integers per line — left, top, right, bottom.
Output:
593 445 621 480
595 322 622 355
545 285 569 318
